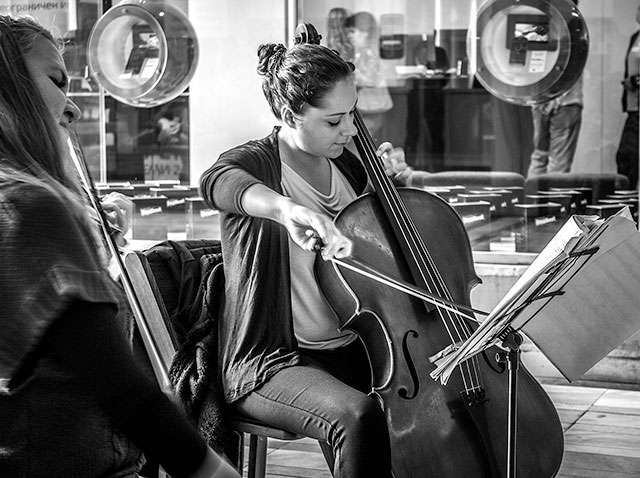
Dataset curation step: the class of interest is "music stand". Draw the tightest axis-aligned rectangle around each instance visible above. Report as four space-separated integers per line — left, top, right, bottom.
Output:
477 245 598 478
432 208 640 478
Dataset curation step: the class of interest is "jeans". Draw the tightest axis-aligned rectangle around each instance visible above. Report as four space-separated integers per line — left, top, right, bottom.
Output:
528 104 582 177
231 340 392 478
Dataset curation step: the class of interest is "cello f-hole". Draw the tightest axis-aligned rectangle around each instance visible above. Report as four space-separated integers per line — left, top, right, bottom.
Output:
398 330 420 400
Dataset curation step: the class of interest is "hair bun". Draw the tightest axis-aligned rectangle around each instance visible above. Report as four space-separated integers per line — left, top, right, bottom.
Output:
257 43 287 77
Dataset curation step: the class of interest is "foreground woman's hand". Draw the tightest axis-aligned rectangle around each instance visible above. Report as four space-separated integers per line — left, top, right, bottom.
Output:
101 192 132 246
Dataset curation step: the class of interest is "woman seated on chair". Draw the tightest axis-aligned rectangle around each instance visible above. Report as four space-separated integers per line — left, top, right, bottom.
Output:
0 14 238 478
199 41 414 478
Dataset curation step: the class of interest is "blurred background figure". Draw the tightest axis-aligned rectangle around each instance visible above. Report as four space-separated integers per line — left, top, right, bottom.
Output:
345 11 393 145
491 96 534 175
155 102 189 146
526 75 583 177
526 0 583 178
404 31 450 171
326 7 354 62
616 2 640 191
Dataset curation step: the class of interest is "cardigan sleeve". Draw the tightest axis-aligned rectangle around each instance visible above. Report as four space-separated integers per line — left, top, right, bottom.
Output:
200 135 282 214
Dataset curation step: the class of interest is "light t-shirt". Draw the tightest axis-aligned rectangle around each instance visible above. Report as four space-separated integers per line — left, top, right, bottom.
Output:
281 160 358 350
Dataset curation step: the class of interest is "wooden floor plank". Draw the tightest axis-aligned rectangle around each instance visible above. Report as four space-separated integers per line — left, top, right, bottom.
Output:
266 438 323 453
591 389 640 415
558 451 640 478
545 384 608 409
556 408 589 431
265 465 331 478
564 428 640 459
571 411 640 435
265 449 329 471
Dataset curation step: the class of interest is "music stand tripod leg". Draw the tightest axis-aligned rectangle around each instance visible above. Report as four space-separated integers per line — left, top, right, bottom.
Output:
498 330 523 478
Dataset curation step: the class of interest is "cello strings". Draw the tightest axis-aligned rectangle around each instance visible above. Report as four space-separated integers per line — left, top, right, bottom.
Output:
352 112 483 393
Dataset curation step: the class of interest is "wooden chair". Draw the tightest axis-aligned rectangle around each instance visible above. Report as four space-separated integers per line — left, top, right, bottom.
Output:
122 240 303 478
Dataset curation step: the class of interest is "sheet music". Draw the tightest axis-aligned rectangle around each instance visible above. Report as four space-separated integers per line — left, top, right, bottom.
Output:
431 207 640 385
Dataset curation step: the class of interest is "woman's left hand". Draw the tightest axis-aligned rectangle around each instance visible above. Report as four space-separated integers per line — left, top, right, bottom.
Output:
377 142 412 183
101 192 132 246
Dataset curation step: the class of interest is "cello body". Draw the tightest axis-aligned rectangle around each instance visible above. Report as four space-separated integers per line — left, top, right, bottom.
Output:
315 188 564 478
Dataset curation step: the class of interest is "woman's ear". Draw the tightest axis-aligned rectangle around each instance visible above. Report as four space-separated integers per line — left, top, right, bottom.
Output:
281 106 298 128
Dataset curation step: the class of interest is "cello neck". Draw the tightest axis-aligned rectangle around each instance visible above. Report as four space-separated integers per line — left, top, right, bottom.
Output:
351 110 442 301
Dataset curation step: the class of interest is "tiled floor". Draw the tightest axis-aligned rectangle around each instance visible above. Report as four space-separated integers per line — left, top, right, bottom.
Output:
236 382 640 478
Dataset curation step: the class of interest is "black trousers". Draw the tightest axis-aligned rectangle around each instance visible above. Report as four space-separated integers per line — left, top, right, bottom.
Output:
616 111 639 190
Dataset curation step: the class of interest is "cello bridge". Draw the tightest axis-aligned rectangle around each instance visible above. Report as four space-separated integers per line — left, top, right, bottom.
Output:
461 387 487 408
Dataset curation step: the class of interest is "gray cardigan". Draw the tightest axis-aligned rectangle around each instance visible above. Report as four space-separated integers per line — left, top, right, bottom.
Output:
200 127 368 402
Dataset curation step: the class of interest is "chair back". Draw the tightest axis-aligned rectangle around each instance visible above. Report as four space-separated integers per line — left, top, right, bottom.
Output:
136 239 223 343
123 250 178 377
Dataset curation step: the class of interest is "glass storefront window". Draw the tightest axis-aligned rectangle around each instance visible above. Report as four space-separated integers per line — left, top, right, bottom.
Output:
297 1 487 171
104 95 190 183
2 0 201 242
65 0 101 179
294 0 639 259
5 0 636 248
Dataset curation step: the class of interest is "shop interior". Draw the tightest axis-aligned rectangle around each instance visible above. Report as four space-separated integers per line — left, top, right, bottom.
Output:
55 0 636 255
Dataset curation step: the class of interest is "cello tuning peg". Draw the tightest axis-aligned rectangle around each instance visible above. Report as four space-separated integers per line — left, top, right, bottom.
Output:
294 23 322 45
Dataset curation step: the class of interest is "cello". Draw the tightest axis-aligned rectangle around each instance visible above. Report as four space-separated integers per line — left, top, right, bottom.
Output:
294 23 565 477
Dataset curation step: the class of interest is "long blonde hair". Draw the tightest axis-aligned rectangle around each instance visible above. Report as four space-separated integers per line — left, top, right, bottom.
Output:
0 15 106 261
0 15 81 193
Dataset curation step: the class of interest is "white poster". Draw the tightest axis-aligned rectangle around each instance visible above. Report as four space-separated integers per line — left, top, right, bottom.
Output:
0 0 73 35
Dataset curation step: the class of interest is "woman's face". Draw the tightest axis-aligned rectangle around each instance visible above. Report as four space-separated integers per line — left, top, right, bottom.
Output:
23 36 80 135
346 27 368 49
292 77 358 159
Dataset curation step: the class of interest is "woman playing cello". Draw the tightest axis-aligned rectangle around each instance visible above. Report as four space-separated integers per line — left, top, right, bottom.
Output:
201 34 563 478
200 41 412 477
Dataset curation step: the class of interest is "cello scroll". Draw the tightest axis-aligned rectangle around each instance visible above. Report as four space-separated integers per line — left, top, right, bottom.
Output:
293 23 322 46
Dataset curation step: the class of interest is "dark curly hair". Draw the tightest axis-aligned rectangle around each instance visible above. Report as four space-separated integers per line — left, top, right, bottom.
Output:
257 42 354 120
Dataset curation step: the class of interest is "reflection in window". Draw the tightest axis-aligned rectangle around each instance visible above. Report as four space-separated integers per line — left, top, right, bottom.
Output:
296 0 636 256
106 96 190 183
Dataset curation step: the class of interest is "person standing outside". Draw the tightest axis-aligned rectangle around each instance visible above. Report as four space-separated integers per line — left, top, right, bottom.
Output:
527 75 583 177
326 7 354 62
345 11 393 145
616 3 640 191
527 0 583 178
527 75 584 177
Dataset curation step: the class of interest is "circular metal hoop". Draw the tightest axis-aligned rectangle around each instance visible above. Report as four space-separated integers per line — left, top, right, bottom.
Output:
469 0 588 105
87 0 198 108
